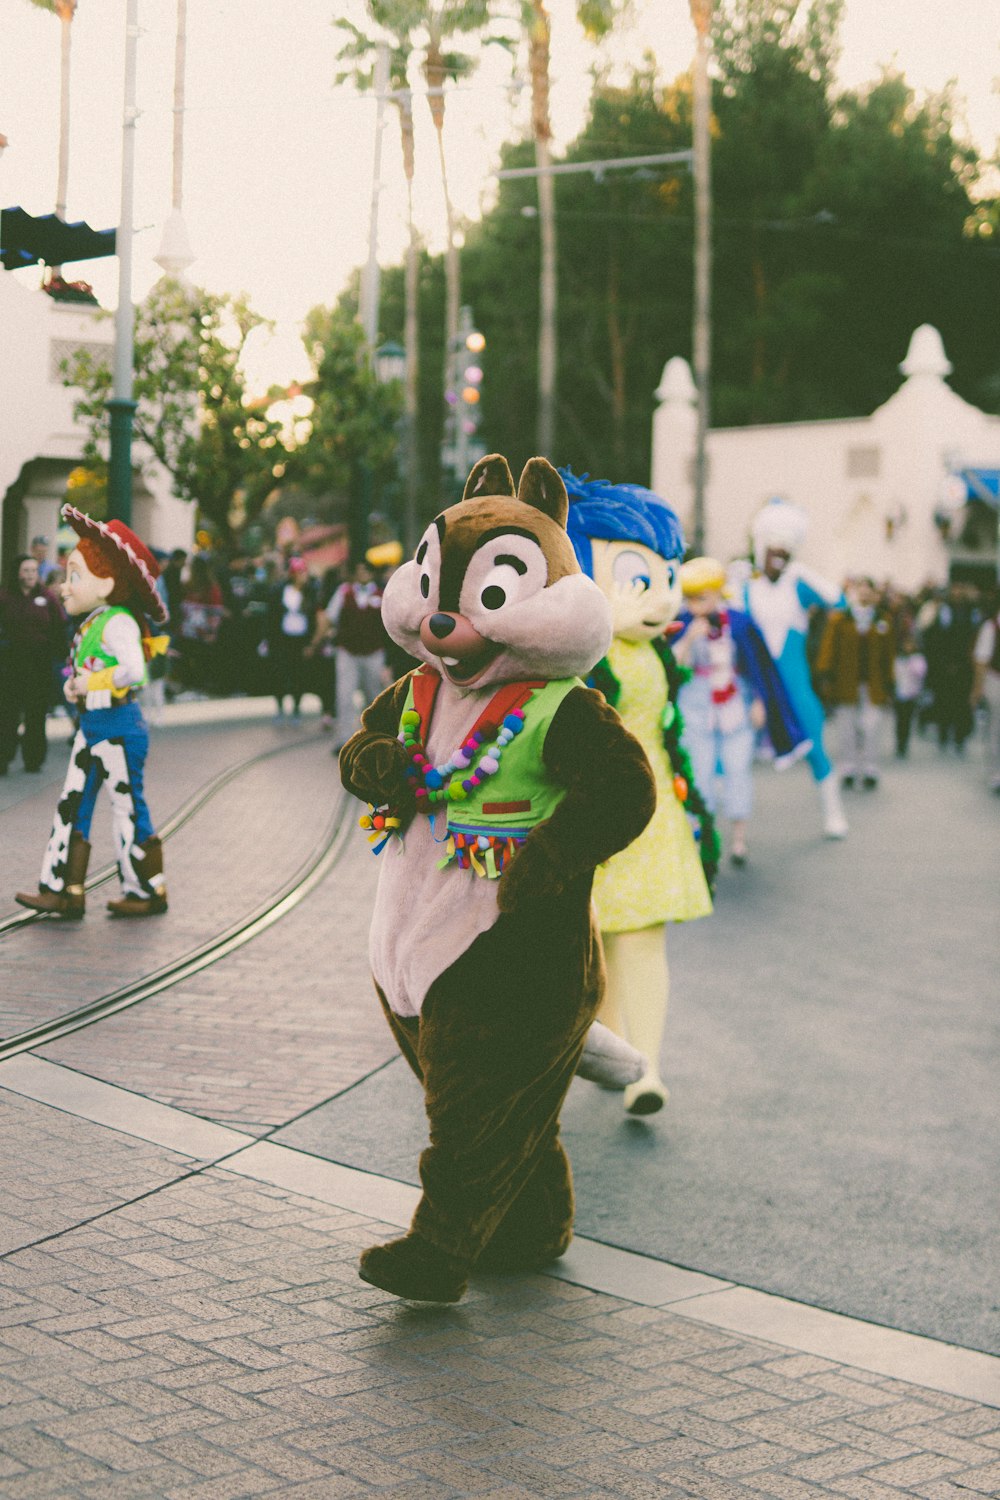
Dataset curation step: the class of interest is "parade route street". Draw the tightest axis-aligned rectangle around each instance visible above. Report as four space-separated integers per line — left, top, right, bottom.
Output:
278 731 1000 1357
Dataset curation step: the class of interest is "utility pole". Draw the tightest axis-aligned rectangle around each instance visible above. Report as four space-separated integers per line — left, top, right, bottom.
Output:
155 0 195 275
107 0 139 526
360 43 390 352
690 0 713 554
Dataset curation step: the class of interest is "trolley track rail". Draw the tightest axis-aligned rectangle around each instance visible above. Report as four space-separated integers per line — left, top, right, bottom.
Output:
0 732 325 938
0 786 354 1064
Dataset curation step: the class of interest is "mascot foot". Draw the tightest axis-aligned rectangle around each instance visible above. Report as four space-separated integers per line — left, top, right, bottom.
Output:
15 887 85 920
819 777 848 840
576 1020 646 1089
15 833 90 919
624 1073 669 1116
477 1231 571 1275
359 1234 467 1303
107 892 168 917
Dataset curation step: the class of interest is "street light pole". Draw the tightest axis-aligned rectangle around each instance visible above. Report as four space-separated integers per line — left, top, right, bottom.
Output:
360 43 390 353
107 0 139 526
690 0 713 555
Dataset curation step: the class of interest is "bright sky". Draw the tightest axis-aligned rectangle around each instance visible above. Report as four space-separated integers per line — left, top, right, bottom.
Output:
2 0 998 394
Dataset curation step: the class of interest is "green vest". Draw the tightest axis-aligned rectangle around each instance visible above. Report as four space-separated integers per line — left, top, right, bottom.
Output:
75 606 147 687
400 675 580 878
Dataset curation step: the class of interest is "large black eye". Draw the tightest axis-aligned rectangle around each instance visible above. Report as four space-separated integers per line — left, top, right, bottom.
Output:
482 585 506 610
420 574 430 599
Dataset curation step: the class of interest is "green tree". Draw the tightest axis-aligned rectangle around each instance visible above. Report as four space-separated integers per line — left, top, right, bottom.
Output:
335 6 424 546
291 307 403 559
63 278 286 542
378 2 999 485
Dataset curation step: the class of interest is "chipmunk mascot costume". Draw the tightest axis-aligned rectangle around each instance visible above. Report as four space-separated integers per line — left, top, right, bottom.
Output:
16 506 169 919
561 471 718 1117
339 455 656 1303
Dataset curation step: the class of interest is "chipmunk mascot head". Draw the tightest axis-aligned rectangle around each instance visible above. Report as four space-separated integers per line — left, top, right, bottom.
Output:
339 454 656 1302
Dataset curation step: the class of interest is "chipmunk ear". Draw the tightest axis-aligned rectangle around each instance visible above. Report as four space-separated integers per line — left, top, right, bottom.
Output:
462 454 516 501
516 458 569 529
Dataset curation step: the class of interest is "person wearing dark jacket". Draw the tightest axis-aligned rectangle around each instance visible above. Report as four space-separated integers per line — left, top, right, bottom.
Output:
815 578 895 789
0 555 67 774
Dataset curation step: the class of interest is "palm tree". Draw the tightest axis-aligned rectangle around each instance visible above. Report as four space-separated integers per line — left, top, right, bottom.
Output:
26 0 78 283
518 0 616 456
26 0 78 226
335 7 423 546
419 2 506 351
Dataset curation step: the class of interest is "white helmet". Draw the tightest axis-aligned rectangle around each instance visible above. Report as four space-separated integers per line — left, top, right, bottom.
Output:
751 499 808 566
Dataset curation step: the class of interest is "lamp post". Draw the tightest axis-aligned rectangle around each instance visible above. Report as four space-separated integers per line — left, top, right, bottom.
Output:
107 0 139 526
360 43 391 353
374 339 413 553
689 0 712 555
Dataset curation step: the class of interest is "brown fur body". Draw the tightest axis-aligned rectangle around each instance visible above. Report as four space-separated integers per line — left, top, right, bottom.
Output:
340 457 655 1297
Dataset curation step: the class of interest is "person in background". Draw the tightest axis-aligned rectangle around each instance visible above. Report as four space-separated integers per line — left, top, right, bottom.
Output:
266 556 318 721
309 564 344 730
178 554 225 694
0 555 67 774
744 500 848 837
674 556 810 867
318 559 389 751
815 577 895 790
971 593 1000 794
892 626 928 759
921 585 980 754
30 535 59 585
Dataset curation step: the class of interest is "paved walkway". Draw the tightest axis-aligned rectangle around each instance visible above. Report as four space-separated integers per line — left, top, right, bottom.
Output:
0 1063 998 1500
0 701 996 1497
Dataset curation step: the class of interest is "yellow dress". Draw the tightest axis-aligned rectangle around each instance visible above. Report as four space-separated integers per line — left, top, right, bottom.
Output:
592 637 713 932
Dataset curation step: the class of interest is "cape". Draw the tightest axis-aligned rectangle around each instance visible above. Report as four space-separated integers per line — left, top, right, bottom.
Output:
726 608 812 765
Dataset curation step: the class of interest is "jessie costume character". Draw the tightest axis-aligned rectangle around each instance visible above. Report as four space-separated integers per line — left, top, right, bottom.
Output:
15 506 169 920
339 455 655 1303
561 471 718 1118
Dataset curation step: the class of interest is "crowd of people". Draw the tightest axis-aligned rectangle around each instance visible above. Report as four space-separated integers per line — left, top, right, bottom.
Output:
2 530 998 797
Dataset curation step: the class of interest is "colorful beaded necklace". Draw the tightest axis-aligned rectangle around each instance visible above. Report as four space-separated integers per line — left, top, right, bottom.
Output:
401 705 526 810
358 672 544 854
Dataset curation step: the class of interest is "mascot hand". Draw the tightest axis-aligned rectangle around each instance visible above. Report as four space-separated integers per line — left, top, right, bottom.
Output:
342 735 410 806
497 833 563 913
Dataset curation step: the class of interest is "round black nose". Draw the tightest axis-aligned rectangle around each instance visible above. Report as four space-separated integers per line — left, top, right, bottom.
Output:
428 613 456 639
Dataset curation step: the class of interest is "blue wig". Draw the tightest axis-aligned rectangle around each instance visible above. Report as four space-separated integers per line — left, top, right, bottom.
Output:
559 468 686 579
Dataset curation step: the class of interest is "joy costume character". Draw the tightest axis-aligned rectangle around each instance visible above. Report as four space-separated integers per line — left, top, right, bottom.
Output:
16 506 169 920
339 455 655 1303
675 556 812 866
561 472 717 1117
744 500 848 839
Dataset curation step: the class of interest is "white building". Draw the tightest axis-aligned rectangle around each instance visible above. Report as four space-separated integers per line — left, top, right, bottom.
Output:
652 325 1000 590
0 272 194 573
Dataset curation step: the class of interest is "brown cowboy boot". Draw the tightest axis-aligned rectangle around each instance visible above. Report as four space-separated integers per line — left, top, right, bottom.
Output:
15 832 91 920
107 836 168 917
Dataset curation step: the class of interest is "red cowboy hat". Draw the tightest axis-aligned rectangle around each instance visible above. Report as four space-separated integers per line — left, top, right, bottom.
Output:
62 505 167 623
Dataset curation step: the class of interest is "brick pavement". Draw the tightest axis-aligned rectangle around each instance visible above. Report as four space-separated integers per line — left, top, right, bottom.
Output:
0 734 342 1040
37 837 389 1134
0 1112 997 1500
0 719 317 907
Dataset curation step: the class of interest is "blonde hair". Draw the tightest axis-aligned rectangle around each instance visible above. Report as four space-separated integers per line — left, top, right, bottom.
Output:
681 556 726 596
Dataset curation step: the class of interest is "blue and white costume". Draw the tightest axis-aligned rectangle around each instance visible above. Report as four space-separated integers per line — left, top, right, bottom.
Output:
744 565 843 781
677 605 810 822
745 501 848 838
